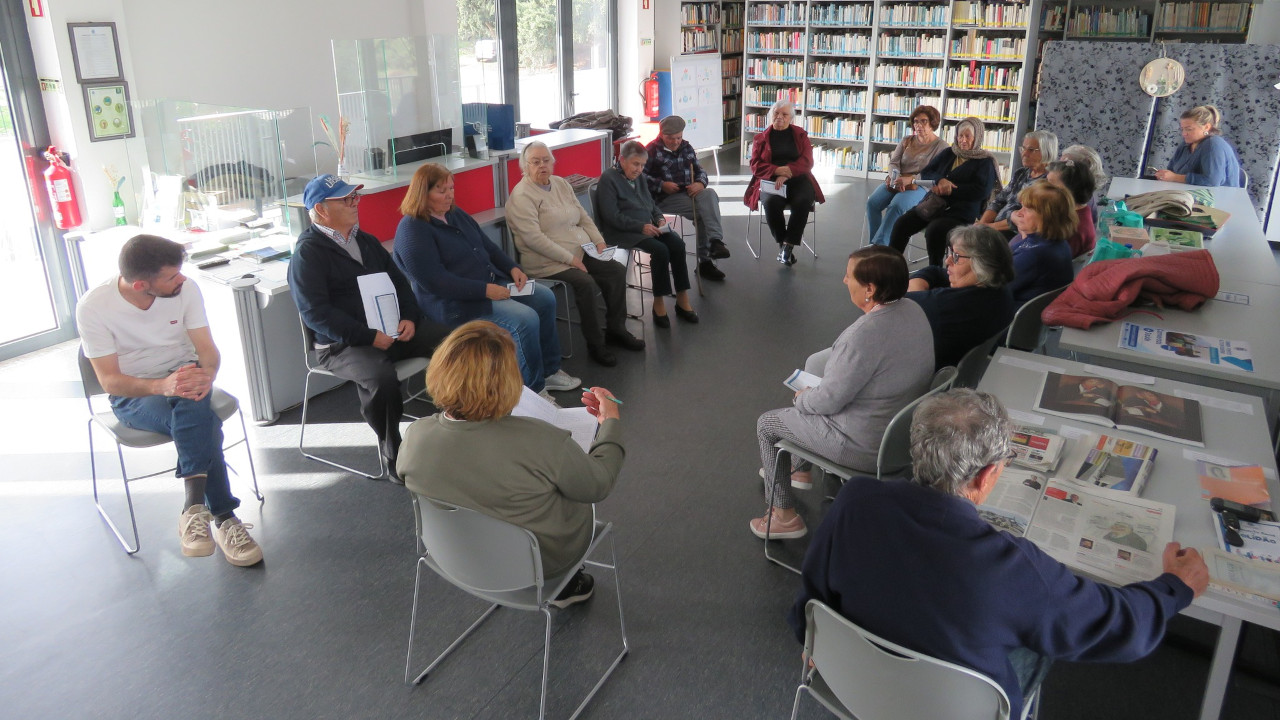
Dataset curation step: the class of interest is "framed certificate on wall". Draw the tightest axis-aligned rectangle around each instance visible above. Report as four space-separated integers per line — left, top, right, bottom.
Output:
68 22 123 83
82 81 134 141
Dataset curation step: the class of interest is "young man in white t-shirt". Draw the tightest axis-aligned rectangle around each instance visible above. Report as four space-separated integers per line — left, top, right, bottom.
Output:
76 234 262 566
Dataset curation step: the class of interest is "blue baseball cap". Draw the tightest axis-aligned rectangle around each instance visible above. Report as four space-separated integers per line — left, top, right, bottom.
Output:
303 174 364 210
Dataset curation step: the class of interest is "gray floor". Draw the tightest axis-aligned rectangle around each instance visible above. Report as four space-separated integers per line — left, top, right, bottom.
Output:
3 156 1279 719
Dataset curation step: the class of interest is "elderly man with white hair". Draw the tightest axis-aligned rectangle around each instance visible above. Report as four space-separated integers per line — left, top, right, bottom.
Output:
506 141 642 367
788 388 1208 719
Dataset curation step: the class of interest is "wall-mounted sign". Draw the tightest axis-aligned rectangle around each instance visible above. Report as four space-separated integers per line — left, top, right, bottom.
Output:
83 81 134 141
68 22 123 83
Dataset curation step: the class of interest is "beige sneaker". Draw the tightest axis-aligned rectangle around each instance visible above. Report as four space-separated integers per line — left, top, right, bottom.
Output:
213 517 263 567
179 505 215 557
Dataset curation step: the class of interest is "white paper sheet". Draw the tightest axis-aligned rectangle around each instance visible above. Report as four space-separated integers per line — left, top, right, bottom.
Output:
357 272 400 336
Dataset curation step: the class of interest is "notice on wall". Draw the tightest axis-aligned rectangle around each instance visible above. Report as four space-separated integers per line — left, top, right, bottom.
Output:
670 53 723 151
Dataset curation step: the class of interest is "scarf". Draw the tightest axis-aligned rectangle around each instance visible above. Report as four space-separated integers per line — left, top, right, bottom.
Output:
952 117 996 162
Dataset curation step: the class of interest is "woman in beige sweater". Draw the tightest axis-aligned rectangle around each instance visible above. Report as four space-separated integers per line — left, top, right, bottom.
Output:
506 142 642 367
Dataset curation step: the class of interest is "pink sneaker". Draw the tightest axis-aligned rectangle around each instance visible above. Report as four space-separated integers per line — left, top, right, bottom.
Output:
749 509 807 540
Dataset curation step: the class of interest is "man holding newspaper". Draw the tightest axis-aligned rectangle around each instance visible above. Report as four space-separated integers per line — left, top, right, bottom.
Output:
290 174 449 483
788 389 1208 719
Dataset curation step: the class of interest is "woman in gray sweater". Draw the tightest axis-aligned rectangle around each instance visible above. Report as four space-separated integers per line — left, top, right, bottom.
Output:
751 246 935 540
398 321 624 607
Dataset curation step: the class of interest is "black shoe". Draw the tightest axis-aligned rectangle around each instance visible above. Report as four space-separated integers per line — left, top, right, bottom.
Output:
709 239 731 259
777 244 797 266
381 454 404 485
675 305 700 323
698 259 726 281
551 570 595 608
651 309 671 328
587 344 617 366
606 330 645 351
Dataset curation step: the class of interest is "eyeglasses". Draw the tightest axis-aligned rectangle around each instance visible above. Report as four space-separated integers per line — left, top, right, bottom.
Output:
1000 449 1017 463
911 118 930 126
1019 145 1040 154
945 247 971 263
327 192 362 207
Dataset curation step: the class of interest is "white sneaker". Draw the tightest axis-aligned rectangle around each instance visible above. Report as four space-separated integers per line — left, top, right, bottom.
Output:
179 505 215 557
213 517 263 567
538 389 562 408
543 369 581 392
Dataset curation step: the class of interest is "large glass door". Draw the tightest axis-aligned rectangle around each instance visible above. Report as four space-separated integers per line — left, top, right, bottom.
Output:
516 0 565 127
0 4 74 360
569 0 613 116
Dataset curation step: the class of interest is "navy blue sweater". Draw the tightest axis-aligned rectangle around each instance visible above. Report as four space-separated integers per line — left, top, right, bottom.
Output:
906 266 1015 369
288 225 423 347
1008 232 1073 304
392 208 519 325
918 148 999 223
788 477 1192 718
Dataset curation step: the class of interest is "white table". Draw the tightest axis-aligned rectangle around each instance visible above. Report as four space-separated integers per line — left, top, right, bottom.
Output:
1057 278 1280 441
979 348 1280 720
1108 178 1280 287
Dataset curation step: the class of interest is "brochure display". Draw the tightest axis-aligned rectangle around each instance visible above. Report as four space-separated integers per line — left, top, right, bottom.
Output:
1118 322 1254 373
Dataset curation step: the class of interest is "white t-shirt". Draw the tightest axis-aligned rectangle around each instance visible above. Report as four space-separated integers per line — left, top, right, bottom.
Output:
76 276 209 379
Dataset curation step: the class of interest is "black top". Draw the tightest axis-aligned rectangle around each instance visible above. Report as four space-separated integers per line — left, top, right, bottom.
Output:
918 148 999 223
906 266 1015 369
769 129 799 166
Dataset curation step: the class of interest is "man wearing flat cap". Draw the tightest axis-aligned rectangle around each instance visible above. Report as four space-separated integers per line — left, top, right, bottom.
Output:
643 115 729 281
288 174 449 482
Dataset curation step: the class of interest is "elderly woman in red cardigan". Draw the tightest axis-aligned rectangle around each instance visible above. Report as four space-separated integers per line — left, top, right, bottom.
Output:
744 100 826 266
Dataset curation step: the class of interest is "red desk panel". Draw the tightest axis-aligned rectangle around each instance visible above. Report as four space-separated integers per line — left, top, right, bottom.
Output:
505 139 605 194
357 163 497 242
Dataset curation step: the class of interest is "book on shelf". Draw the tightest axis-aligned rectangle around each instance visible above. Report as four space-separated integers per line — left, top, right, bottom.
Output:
1034 371 1205 446
1198 461 1271 509
978 468 1176 586
1074 434 1158 494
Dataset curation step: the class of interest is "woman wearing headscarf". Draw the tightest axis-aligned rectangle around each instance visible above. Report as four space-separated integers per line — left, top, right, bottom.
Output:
888 117 999 267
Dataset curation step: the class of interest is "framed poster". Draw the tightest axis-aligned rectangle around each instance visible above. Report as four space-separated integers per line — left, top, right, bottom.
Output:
67 22 123 82
82 82 134 141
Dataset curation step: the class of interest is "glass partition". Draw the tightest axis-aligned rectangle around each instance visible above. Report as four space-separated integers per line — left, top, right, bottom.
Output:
123 100 315 236
330 34 463 180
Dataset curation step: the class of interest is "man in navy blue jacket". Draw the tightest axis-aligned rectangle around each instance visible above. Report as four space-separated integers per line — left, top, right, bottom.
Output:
288 175 449 482
788 389 1208 718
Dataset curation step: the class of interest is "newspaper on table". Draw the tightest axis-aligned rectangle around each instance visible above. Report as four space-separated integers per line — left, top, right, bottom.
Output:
1205 549 1280 606
1009 424 1068 473
978 468 1176 586
1118 322 1254 373
357 272 400 336
1214 512 1280 564
511 386 598 452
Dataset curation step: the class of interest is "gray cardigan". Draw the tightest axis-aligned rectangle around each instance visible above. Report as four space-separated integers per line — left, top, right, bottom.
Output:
398 414 624 579
595 166 665 250
786 299 935 470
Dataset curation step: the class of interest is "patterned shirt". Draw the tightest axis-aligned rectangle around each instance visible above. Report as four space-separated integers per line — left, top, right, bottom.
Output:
642 138 709 198
312 220 363 264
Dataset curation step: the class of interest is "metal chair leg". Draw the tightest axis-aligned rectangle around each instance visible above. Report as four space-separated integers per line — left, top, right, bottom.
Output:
763 448 802 575
88 418 140 555
298 371 382 479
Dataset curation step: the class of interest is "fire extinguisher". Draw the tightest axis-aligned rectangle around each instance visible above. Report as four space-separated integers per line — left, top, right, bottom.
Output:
43 145 82 230
642 72 661 121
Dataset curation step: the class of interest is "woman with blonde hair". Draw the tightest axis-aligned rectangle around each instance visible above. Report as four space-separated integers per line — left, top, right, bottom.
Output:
397 320 625 608
1007 182 1076 303
1154 105 1243 187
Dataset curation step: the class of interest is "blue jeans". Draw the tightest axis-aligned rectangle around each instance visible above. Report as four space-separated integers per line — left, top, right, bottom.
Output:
479 281 561 392
866 184 928 246
109 393 240 517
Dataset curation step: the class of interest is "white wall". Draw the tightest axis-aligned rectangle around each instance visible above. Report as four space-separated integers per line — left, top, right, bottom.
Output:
28 0 457 230
618 0 656 121
1247 3 1280 44
652 0 682 74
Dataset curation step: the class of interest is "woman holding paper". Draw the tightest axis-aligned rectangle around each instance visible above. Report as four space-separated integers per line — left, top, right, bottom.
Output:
596 140 696 326
397 320 624 607
865 104 947 247
744 100 825 266
750 246 933 540
392 163 579 398
508 142 645 368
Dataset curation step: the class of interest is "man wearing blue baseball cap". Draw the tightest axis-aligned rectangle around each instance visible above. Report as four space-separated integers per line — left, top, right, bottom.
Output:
288 174 448 483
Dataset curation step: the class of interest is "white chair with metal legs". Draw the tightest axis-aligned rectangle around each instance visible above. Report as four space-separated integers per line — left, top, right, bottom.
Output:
763 367 955 573
297 315 429 479
404 493 628 720
79 350 263 555
791 600 1014 720
744 199 818 260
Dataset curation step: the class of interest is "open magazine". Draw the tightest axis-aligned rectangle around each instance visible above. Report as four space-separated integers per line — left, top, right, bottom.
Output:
1035 371 1204 446
978 468 1176 586
511 387 598 452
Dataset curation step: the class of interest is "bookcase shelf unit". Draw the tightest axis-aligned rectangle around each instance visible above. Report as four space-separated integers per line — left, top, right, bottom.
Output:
739 0 1045 181
680 0 746 145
